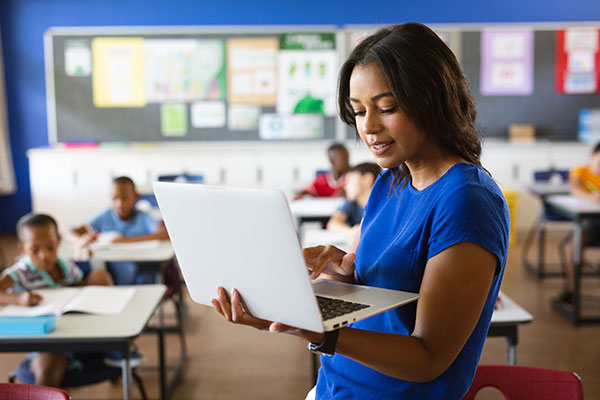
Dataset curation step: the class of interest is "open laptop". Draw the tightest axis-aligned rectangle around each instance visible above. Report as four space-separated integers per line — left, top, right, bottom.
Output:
153 182 419 333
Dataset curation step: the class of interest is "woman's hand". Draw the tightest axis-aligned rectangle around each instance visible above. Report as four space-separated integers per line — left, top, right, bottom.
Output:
303 245 356 283
211 287 325 343
18 291 43 307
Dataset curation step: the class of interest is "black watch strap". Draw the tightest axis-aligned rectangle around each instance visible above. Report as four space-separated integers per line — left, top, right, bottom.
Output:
307 329 339 357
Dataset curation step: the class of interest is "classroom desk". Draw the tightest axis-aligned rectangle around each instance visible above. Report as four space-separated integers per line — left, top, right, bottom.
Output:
88 240 185 399
487 291 534 366
521 183 572 278
546 194 600 325
301 228 354 252
0 285 165 400
289 197 345 227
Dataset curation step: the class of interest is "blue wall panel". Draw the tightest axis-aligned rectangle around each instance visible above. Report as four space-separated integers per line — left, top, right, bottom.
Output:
0 0 599 232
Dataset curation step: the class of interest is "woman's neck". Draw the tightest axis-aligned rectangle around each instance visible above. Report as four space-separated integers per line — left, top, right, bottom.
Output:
406 145 467 191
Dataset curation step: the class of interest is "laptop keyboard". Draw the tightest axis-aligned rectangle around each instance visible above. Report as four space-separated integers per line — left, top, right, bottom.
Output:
316 296 370 321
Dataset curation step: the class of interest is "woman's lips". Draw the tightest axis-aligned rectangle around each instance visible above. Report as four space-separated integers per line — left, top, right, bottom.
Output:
369 141 394 155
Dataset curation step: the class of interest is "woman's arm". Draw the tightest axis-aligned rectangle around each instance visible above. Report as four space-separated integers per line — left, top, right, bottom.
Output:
214 240 496 383
332 241 496 381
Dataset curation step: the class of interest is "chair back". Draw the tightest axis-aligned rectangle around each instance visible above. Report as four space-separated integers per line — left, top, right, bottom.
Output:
158 173 204 183
0 383 71 400
533 169 569 183
533 169 571 221
462 365 583 400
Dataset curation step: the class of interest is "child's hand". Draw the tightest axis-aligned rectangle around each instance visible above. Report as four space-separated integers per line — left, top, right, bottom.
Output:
17 291 43 307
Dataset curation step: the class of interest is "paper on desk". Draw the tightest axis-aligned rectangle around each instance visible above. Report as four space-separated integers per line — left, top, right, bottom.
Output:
62 286 135 315
103 240 162 251
88 231 122 251
0 287 135 317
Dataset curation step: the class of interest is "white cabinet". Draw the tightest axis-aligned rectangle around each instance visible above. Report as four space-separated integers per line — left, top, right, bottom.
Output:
28 141 590 236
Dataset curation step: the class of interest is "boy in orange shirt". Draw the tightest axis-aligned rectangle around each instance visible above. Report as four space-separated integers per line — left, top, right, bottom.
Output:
558 142 600 304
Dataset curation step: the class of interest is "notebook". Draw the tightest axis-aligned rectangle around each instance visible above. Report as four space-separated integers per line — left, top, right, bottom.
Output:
153 182 419 333
0 286 135 317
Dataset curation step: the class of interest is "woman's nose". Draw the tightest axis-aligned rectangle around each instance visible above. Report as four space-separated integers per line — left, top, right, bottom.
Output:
361 112 381 135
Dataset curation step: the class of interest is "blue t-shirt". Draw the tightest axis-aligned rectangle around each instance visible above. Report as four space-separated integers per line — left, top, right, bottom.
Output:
89 209 159 236
316 163 510 400
337 200 364 227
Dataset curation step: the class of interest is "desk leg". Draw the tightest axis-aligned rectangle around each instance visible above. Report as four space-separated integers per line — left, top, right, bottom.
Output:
507 336 517 365
573 223 582 325
156 268 168 400
538 219 546 276
121 354 133 400
158 320 167 400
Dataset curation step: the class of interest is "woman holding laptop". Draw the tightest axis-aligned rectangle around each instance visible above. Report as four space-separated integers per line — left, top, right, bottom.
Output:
212 23 510 399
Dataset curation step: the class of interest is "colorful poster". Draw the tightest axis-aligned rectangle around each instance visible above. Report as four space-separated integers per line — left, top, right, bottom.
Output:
65 40 91 76
144 39 225 103
92 38 146 107
555 28 600 94
259 113 324 140
227 38 278 105
161 103 188 136
228 105 261 131
480 30 534 96
190 101 226 128
277 33 337 116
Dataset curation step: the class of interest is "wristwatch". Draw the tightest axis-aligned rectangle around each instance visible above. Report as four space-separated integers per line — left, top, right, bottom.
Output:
307 330 339 357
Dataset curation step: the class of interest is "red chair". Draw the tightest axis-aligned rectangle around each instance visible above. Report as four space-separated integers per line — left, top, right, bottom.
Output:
0 383 70 400
462 365 583 400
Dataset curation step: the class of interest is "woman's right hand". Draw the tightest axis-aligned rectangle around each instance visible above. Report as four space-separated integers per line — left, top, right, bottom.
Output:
303 245 356 283
17 291 43 307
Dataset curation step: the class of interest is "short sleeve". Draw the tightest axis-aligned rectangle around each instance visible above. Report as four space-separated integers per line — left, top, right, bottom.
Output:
569 166 585 180
428 184 510 273
88 209 110 232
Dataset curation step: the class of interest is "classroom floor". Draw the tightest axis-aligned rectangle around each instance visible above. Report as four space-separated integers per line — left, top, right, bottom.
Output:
1 232 599 400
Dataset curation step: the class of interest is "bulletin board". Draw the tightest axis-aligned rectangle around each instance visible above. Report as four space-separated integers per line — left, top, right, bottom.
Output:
45 26 342 143
343 25 600 140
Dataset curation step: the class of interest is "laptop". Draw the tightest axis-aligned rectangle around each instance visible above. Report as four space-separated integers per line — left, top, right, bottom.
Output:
153 182 419 333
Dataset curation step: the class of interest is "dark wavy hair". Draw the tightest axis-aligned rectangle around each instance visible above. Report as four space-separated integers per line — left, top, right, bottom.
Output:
338 23 482 188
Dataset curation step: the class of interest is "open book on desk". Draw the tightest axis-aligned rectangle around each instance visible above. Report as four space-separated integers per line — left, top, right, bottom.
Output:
0 286 136 317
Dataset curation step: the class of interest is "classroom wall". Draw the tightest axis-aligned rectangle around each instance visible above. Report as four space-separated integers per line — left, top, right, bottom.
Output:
1 0 599 233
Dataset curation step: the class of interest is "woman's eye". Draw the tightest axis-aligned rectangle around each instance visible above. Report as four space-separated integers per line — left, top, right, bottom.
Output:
380 107 397 114
352 110 366 116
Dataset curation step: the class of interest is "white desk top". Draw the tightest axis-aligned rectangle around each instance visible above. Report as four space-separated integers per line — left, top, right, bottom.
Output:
90 240 174 262
529 183 570 197
0 285 165 341
545 194 600 217
301 229 353 252
289 197 345 218
491 291 533 324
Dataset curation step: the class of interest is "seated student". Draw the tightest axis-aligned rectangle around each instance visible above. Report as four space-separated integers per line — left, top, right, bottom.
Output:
326 162 381 235
294 143 350 200
70 176 168 285
0 213 113 387
558 142 600 305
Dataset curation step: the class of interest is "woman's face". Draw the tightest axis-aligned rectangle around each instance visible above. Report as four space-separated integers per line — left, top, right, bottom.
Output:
349 63 428 170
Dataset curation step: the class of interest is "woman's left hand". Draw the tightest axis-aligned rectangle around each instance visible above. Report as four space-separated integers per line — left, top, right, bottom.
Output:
211 287 324 343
